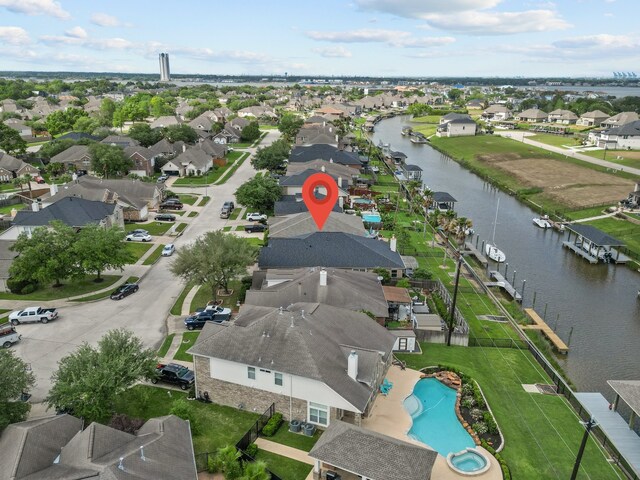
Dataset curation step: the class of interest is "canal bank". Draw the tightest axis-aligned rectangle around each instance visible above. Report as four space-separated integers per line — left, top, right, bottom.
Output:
373 116 640 398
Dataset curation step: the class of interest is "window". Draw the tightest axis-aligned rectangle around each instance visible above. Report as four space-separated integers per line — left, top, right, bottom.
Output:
274 372 283 386
247 366 255 380
309 402 329 426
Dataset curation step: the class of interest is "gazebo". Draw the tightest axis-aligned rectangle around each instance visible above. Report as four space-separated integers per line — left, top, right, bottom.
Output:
563 224 626 264
610 380 640 430
432 191 457 211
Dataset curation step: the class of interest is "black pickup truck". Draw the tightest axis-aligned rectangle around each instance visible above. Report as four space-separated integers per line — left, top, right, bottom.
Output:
244 223 267 233
184 310 231 330
151 363 195 390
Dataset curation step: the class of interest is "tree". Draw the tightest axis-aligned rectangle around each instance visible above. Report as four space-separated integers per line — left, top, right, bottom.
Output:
46 329 157 423
149 96 174 117
277 112 303 140
0 123 27 155
170 398 199 434
240 121 261 142
99 98 116 126
164 124 197 144
240 461 270 480
448 88 464 102
235 174 282 212
112 107 125 130
72 116 100 134
44 108 87 136
407 103 431 117
128 123 163 147
373 267 390 284
171 230 256 299
212 446 243 479
74 224 133 280
39 138 77 159
0 349 35 431
88 143 133 178
250 139 290 172
10 221 81 287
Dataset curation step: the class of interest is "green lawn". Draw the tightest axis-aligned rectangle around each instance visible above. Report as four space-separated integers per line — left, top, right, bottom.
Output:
0 275 121 300
178 194 198 205
114 385 259 454
397 344 620 480
528 133 583 148
124 242 153 262
229 208 242 220
582 149 640 170
0 203 24 215
254 450 312 480
585 217 640 255
157 333 175 358
188 211 198 218
176 223 187 233
190 280 243 312
170 282 195 315
125 221 172 236
143 244 165 265
72 276 139 302
563 206 610 221
199 196 211 206
266 423 321 452
174 331 200 361
216 153 249 185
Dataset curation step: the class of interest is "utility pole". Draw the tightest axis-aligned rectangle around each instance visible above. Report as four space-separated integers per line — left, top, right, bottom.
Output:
570 418 597 480
447 255 463 346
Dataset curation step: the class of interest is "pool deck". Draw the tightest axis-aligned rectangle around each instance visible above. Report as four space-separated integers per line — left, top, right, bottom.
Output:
362 364 503 480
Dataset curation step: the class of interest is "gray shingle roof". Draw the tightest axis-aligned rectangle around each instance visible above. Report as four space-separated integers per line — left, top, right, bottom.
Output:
258 232 405 269
268 212 366 238
309 420 437 480
279 169 340 187
100 135 139 148
14 197 116 227
432 191 457 203
174 148 211 170
0 152 30 173
274 198 342 216
566 224 623 246
608 380 640 416
245 268 389 318
441 113 473 123
603 120 640 137
286 159 356 180
289 145 361 166
49 145 91 164
189 303 395 412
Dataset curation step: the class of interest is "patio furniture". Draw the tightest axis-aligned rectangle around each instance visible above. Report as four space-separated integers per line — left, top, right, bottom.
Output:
383 378 393 389
380 384 391 396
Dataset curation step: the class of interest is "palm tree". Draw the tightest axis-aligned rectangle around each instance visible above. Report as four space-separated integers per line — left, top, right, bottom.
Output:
240 461 271 480
22 174 33 198
12 177 23 193
455 217 473 243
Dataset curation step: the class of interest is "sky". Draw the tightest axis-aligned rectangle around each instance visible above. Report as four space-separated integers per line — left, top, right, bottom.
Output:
0 0 638 78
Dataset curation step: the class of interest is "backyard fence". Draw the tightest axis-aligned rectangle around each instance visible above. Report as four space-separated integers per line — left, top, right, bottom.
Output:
236 403 276 452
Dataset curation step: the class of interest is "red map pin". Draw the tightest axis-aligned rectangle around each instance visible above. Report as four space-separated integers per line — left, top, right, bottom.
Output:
302 172 339 231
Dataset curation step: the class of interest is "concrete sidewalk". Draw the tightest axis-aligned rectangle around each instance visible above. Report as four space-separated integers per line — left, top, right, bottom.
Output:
255 438 315 465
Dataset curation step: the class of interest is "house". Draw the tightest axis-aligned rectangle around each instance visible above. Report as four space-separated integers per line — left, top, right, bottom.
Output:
149 116 180 129
482 104 512 121
237 105 276 119
188 302 395 426
5 121 32 137
515 108 547 123
0 196 123 240
195 138 227 161
436 113 477 137
279 169 349 204
289 144 362 169
43 176 161 221
577 110 610 127
274 196 342 216
315 106 345 117
548 109 578 124
466 99 485 109
258 232 406 278
305 115 329 125
431 191 457 211
309 420 437 480
161 148 213 177
0 414 197 480
268 211 366 238
593 120 640 150
296 125 339 146
285 159 357 182
0 152 39 182
124 146 155 177
0 240 18 292
229 117 250 132
100 135 139 148
56 132 100 142
188 112 217 132
401 163 423 181
49 145 93 173
212 126 241 144
148 138 186 158
627 183 640 208
601 112 639 129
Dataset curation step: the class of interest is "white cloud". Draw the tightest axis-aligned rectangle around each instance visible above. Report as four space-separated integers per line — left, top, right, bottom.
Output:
40 34 136 50
394 36 455 47
90 13 124 27
355 0 500 16
307 29 409 43
65 26 87 38
313 46 353 58
0 0 69 19
0 26 30 45
553 34 636 49
423 9 570 35
169 46 270 64
604 12 614 17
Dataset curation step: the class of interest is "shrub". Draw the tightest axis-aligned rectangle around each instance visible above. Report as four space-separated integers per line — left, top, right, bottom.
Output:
472 422 488 435
108 413 144 434
244 443 259 458
7 277 32 294
261 412 283 437
20 283 37 295
483 411 499 435
461 383 474 396
481 440 511 479
170 398 199 434
470 408 484 421
461 396 476 409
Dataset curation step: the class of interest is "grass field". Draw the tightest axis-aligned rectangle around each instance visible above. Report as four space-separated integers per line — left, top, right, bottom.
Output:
124 241 153 262
157 333 175 358
125 221 172 236
174 331 200 361
563 205 611 221
397 344 621 480
142 244 165 265
0 275 121 300
254 450 312 480
585 216 640 254
267 423 320 452
72 276 139 302
189 279 243 312
582 149 640 170
528 133 583 148
177 194 198 205
170 282 194 315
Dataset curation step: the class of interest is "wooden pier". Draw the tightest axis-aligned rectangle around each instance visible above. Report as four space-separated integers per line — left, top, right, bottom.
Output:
562 241 598 263
486 271 522 302
463 242 489 267
523 308 569 354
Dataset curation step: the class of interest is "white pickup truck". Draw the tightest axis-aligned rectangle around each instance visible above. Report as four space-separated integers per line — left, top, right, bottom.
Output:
0 322 21 348
9 306 59 325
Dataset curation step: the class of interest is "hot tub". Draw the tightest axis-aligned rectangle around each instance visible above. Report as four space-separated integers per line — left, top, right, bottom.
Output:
446 448 490 476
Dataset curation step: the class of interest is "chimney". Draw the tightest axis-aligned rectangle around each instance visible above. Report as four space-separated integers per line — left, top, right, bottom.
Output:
635 182 640 193
390 235 397 252
31 202 40 212
339 196 344 208
182 144 187 153
321 165 325 172
319 269 327 286
337 176 342 188
49 184 58 196
335 134 339 143
329 158 334 163
347 351 358 381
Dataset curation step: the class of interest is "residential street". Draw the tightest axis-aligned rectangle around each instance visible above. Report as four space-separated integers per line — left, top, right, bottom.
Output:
11 129 280 403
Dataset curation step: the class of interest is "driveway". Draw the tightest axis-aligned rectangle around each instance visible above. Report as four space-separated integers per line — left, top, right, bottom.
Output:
13 129 281 403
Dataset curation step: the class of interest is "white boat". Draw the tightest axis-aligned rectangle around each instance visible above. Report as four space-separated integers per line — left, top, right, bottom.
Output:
533 215 552 229
485 198 506 263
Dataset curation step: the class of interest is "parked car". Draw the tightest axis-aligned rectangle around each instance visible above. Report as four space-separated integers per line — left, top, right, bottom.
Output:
222 201 235 211
220 208 231 219
152 363 194 390
35 176 46 184
0 322 21 348
130 229 149 236
204 304 232 316
9 306 58 325
162 244 175 256
157 175 168 183
246 212 267 222
110 283 139 300
155 213 176 222
244 224 266 233
164 197 182 204
184 310 231 330
159 201 183 210
126 232 152 242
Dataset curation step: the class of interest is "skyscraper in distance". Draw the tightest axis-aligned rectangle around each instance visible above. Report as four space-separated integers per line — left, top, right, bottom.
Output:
159 53 171 82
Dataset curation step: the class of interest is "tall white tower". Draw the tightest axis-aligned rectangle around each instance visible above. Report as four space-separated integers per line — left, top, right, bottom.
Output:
159 53 171 82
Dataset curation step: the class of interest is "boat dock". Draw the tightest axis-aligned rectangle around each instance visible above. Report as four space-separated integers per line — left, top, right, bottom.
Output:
522 308 569 354
463 242 489 267
562 241 598 263
485 271 522 302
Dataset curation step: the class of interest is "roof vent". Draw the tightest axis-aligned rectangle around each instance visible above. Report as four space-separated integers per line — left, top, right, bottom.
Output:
118 458 125 471
279 306 284 315
301 309 305 319
140 446 146 462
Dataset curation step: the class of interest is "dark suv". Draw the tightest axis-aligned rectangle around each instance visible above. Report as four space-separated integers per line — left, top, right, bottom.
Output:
152 363 195 390
155 213 176 221
160 201 183 210
184 310 231 330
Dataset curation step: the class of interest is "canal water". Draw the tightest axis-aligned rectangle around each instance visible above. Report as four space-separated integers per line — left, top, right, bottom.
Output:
373 116 640 397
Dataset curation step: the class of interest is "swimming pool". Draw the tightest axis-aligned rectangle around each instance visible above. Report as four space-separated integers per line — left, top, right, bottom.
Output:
362 213 382 223
404 377 475 457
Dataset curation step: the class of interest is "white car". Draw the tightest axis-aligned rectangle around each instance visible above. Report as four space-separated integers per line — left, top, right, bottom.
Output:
162 244 176 256
126 232 152 242
246 212 267 222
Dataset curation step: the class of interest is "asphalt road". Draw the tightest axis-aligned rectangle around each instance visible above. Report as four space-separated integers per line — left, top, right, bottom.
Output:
13 129 280 403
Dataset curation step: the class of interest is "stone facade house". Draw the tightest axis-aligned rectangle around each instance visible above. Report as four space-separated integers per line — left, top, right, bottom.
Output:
188 302 395 426
124 146 155 177
0 152 39 182
436 113 477 137
49 145 93 173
